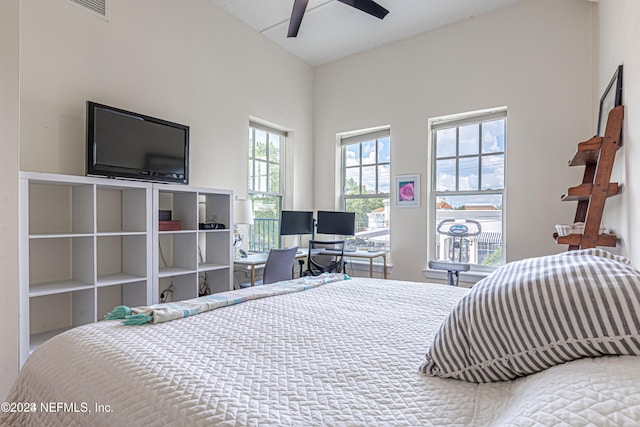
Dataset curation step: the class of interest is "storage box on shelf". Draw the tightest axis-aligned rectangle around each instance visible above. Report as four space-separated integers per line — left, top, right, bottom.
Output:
19 172 233 365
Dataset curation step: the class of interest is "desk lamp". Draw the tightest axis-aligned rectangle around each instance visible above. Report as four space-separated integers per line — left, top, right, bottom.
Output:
234 198 254 258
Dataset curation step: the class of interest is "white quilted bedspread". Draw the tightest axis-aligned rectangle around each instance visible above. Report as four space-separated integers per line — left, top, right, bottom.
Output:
3 278 640 426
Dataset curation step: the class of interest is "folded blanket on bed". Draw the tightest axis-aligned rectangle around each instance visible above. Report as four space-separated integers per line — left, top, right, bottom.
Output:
106 273 348 325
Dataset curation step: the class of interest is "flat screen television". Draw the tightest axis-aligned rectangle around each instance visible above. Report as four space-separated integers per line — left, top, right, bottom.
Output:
280 211 315 235
316 211 355 236
86 101 189 184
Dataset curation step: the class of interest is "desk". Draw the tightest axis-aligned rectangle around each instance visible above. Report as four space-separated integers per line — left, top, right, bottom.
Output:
307 248 388 279
343 250 388 279
234 252 306 287
234 250 388 287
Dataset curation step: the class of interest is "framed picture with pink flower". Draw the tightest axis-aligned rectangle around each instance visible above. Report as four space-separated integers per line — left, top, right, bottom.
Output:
395 174 420 207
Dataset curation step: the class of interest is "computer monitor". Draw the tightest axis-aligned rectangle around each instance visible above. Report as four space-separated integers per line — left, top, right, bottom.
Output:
279 211 315 235
316 211 355 236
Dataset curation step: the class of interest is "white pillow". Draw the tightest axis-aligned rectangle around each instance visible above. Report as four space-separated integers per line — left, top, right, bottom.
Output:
420 248 640 382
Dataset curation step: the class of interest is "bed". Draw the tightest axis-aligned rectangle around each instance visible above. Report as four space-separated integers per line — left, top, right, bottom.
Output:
3 249 640 426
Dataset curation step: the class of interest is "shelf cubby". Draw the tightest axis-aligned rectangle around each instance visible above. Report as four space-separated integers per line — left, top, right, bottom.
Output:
29 327 74 355
29 288 95 353
97 234 148 286
28 181 94 235
158 190 198 230
159 274 198 302
198 230 231 270
201 268 232 295
28 236 95 295
157 232 198 274
97 186 149 233
199 193 231 228
97 280 148 320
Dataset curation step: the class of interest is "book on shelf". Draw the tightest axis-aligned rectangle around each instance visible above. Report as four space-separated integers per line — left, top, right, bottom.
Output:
159 220 182 231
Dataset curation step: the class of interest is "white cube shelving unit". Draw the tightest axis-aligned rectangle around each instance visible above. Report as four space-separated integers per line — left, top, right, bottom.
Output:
153 185 233 303
19 172 233 366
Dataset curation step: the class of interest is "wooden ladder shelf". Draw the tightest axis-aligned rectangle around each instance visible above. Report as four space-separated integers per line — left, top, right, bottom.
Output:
554 105 624 250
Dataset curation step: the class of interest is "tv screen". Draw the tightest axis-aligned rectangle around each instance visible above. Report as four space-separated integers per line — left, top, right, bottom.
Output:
280 211 314 235
316 211 355 236
86 101 189 184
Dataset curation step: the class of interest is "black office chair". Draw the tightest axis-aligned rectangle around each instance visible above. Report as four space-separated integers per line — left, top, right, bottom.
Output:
238 246 298 288
306 240 345 276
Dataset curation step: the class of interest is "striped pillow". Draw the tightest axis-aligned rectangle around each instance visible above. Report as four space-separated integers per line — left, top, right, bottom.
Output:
420 248 640 383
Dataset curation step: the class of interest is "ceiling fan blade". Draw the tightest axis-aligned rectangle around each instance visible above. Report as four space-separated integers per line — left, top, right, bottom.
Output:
337 0 389 20
287 0 309 38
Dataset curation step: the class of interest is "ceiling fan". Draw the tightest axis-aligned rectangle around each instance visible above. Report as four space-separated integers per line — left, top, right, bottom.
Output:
287 0 390 38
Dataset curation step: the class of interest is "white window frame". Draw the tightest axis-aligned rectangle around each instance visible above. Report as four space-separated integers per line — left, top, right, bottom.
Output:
340 128 391 252
248 121 286 252
428 108 507 271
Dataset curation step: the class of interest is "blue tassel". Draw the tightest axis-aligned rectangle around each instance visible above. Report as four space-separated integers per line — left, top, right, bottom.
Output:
122 314 153 326
105 305 132 320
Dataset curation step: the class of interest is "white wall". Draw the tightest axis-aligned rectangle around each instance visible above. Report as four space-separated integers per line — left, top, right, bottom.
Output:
599 0 640 262
19 0 314 205
314 0 596 282
2 0 314 398
0 0 19 400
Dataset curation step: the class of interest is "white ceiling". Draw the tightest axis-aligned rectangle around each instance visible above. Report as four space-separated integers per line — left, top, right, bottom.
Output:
209 0 526 66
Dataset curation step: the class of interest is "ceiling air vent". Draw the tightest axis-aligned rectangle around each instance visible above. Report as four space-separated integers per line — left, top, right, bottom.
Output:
68 0 110 21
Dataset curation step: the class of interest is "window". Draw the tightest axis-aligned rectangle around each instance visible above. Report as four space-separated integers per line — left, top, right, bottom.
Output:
341 129 390 251
431 109 506 267
248 122 285 253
